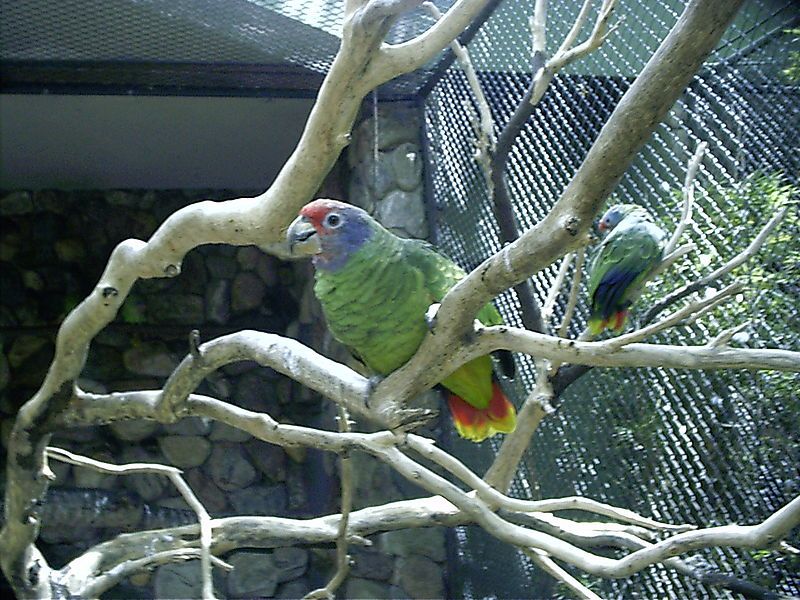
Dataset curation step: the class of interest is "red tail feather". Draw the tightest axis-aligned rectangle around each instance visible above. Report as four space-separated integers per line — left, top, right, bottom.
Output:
447 382 516 443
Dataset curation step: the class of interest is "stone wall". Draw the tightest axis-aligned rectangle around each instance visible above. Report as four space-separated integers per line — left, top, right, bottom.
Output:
0 103 448 599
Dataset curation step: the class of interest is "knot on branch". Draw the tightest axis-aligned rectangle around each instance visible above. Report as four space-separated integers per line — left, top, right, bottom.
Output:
562 215 581 237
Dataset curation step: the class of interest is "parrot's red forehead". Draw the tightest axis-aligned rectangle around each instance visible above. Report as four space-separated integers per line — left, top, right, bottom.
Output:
300 199 348 224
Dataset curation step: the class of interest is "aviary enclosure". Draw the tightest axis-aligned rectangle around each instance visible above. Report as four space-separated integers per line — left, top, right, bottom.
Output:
0 0 798 598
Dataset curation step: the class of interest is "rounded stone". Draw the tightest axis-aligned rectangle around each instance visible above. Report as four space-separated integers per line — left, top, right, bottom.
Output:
206 443 257 491
123 341 176 377
186 468 228 514
390 142 423 191
159 435 212 469
164 416 212 436
379 527 446 562
54 238 86 263
209 420 252 443
374 189 427 239
271 547 309 582
228 484 288 516
155 561 223 600
231 272 266 313
346 577 393 600
226 551 278 598
396 555 445 599
110 419 160 442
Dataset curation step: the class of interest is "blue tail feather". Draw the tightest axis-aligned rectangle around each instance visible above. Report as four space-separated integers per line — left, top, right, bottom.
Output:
592 266 639 319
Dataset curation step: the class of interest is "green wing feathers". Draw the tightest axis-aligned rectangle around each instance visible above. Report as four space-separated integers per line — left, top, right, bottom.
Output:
315 231 516 442
588 215 666 335
401 239 517 441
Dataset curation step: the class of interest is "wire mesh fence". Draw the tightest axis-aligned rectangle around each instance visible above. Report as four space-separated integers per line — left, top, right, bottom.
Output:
0 0 458 97
424 0 799 597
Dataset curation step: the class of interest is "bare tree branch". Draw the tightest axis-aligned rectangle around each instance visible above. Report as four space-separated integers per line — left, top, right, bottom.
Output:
372 0 747 418
665 141 707 254
375 0 495 78
303 407 354 600
523 548 603 600
558 247 586 338
643 205 789 325
542 253 575 329
44 447 228 599
603 280 745 349
361 0 425 27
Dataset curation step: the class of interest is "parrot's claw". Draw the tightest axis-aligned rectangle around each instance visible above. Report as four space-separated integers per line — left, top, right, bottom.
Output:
425 303 441 332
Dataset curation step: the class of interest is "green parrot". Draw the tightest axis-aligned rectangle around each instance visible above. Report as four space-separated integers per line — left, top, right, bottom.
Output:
587 203 667 335
287 199 516 442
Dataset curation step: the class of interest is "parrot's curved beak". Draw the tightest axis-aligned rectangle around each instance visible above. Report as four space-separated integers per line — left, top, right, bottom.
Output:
287 215 322 256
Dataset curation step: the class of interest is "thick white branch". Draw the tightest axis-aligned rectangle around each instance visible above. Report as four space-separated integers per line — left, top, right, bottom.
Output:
375 0 494 77
159 330 370 422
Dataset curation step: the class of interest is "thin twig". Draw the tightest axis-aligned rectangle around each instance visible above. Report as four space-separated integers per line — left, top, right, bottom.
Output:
556 0 594 56
602 281 745 350
532 0 620 105
46 447 226 600
665 141 707 255
558 247 586 338
425 1 496 192
707 321 750 348
648 243 695 281
303 407 354 600
542 252 575 329
642 205 789 325
523 548 603 600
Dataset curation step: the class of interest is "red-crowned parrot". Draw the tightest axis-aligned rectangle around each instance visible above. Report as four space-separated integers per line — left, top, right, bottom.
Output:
587 204 667 335
287 199 516 442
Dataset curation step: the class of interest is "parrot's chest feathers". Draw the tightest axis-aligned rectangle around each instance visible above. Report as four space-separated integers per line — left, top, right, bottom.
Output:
313 245 431 374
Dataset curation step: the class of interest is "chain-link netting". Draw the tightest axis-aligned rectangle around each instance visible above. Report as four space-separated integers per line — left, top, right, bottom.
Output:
0 0 457 97
424 1 799 597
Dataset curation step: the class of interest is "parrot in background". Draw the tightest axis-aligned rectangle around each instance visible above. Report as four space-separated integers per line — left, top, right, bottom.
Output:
287 199 516 442
587 203 667 335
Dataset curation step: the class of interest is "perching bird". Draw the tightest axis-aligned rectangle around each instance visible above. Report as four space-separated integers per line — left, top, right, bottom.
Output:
287 199 516 442
587 204 666 335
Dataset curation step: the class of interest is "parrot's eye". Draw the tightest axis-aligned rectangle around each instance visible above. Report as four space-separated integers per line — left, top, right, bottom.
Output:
325 213 342 228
